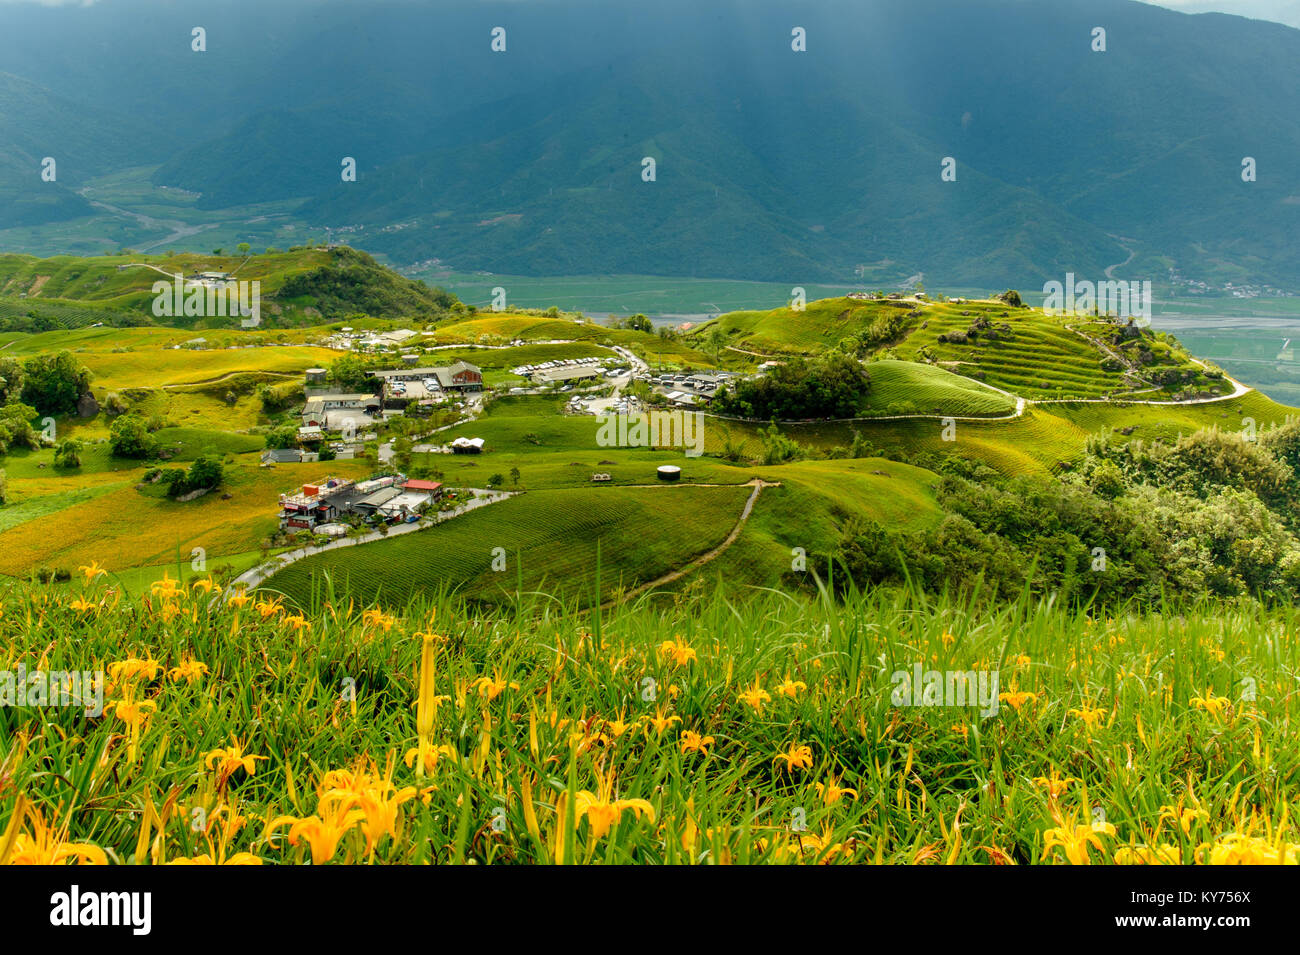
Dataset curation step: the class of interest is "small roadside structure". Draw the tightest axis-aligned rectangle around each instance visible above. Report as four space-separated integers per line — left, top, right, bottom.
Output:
533 365 602 385
262 448 303 465
591 472 612 483
402 479 444 500
657 465 681 482
451 437 485 454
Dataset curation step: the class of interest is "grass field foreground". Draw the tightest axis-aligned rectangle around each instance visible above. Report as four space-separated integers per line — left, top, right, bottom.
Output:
0 580 1296 865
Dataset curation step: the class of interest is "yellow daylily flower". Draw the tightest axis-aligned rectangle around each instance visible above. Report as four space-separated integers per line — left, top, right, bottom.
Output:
773 743 814 772
679 730 714 755
738 681 771 713
1042 822 1115 865
775 675 807 699
3 804 107 866
657 638 697 667
568 771 656 839
167 658 209 684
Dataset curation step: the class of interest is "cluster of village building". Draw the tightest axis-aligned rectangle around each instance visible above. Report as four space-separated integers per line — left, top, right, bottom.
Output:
278 474 445 532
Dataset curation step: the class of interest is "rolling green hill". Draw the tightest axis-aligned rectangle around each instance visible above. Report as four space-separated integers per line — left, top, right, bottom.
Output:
0 246 456 327
699 295 1231 401
262 484 754 609
862 359 1017 417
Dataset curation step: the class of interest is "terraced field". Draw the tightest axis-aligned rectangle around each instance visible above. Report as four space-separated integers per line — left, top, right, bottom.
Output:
864 358 1016 417
262 483 754 609
0 297 133 329
891 303 1129 399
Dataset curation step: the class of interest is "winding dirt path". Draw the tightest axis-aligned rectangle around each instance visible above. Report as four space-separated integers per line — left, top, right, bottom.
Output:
601 478 777 607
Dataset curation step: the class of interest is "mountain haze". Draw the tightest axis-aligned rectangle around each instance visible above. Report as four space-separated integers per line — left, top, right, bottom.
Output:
0 0 1295 288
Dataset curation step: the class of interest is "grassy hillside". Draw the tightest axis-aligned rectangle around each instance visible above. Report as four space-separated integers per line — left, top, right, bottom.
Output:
0 246 454 327
863 359 1016 417
700 296 917 355
0 456 374 577
700 295 1231 401
4 578 1298 865
263 484 754 609
430 311 710 366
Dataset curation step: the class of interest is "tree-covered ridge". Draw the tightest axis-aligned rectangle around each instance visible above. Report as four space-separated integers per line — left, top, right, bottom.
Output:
831 421 1300 604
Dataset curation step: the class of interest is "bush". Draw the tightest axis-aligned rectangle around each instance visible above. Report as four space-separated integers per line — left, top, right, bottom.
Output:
53 438 83 469
165 454 225 498
109 414 157 459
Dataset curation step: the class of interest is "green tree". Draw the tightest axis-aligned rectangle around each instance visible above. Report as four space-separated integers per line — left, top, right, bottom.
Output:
186 454 224 492
21 351 93 416
0 403 41 455
706 325 727 363
53 438 83 469
109 414 157 459
0 356 25 404
329 354 376 392
264 426 298 450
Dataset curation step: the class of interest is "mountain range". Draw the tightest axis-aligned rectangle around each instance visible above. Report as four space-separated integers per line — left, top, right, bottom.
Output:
0 0 1297 289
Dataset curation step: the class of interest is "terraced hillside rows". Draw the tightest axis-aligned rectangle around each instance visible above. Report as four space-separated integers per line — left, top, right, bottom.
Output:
876 302 1126 399
0 297 136 330
863 358 1016 417
262 484 754 609
697 295 1224 403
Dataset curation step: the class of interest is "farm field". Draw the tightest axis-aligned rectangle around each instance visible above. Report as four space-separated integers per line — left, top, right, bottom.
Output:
863 359 1016 417
0 458 373 577
262 484 754 609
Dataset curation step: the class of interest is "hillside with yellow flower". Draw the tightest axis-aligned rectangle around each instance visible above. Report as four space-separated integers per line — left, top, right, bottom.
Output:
2 570 1297 865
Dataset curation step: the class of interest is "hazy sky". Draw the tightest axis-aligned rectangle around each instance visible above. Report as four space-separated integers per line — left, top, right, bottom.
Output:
0 0 1298 31
1146 0 1300 28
